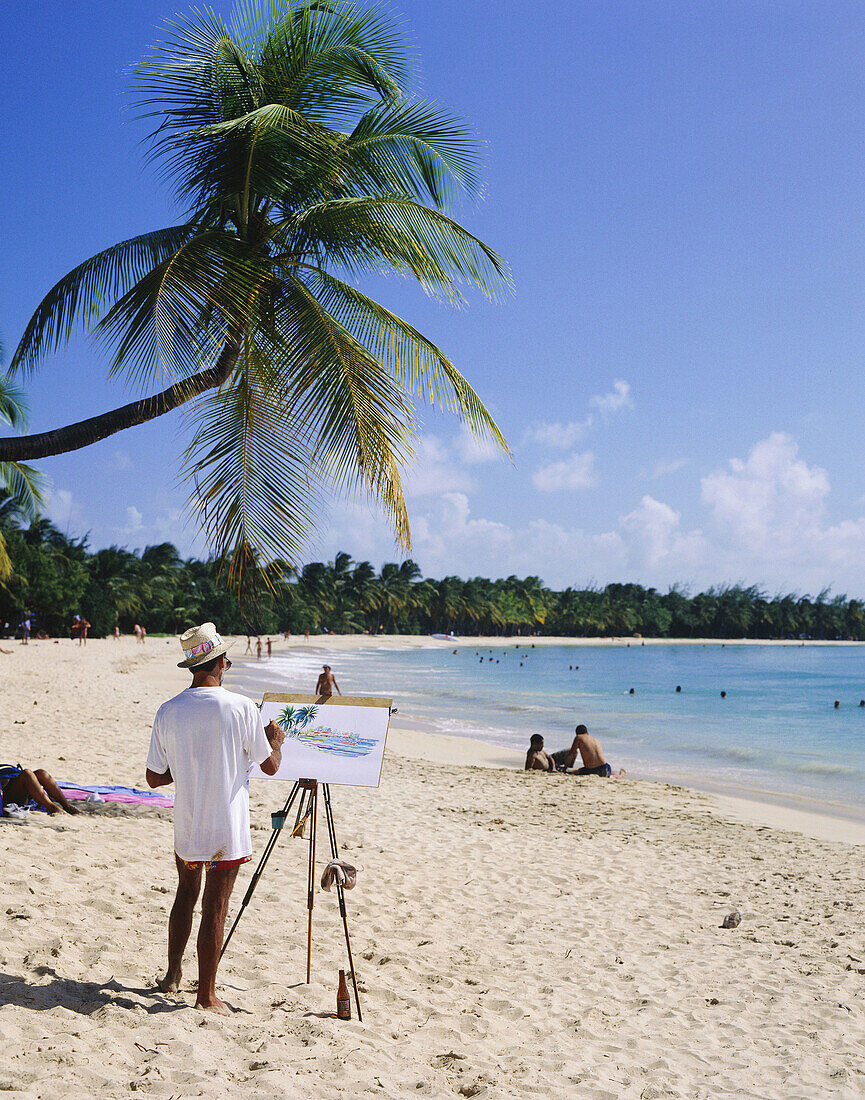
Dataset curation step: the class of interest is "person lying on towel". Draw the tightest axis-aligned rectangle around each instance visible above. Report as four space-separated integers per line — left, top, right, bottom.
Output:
1 764 79 815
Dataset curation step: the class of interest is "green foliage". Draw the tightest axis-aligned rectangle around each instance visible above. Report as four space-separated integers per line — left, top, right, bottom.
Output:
0 513 861 640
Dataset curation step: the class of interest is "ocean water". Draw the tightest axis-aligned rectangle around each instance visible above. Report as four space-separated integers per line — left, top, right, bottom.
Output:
238 642 865 817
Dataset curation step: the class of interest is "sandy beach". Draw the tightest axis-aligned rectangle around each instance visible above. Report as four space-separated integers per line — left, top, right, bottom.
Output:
2 635 865 1097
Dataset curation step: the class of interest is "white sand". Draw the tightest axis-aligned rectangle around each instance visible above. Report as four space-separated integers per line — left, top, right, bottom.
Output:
1 636 864 1097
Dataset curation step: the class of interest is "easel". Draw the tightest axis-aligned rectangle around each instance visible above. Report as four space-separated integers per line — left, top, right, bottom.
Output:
220 777 363 1021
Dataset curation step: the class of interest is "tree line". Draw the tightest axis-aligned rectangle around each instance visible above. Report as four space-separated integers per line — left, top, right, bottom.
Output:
1 509 864 641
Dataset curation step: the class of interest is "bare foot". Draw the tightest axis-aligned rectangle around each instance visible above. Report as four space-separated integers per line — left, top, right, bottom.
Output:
195 996 231 1016
63 803 80 815
157 971 182 993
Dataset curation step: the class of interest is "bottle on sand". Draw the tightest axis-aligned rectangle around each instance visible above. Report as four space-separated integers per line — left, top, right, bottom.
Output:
337 969 351 1020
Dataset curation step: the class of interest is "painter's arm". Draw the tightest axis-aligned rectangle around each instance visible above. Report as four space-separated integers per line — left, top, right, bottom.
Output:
146 767 172 788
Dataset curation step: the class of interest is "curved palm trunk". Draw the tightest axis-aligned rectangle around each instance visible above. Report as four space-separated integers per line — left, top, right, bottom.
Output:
0 338 240 462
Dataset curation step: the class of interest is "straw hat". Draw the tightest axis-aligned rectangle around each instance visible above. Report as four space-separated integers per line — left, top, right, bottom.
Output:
177 622 231 669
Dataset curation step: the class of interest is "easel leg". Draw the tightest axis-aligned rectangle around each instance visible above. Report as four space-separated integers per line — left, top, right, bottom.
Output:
306 781 318 983
220 781 300 961
322 783 363 1022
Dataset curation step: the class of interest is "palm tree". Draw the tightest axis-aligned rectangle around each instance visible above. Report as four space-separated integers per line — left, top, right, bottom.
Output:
2 1 509 587
0 358 44 579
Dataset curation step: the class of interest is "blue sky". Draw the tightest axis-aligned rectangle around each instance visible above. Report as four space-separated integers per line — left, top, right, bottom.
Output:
3 0 865 594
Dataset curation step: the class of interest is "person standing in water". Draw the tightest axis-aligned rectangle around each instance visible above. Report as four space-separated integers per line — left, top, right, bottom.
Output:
315 665 341 697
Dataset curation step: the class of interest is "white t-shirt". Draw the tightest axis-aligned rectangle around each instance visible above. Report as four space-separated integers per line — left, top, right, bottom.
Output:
147 687 272 862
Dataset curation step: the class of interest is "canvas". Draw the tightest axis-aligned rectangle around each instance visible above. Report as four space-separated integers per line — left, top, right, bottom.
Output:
250 694 392 788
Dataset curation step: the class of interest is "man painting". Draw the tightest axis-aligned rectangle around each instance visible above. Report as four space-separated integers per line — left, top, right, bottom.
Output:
146 622 285 1014
552 724 625 778
315 664 342 697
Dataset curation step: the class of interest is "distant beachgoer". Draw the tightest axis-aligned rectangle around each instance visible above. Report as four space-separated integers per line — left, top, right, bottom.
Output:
134 624 142 643
629 688 635 695
551 725 625 778
266 638 272 659
245 636 252 654
113 626 120 640
78 617 91 646
1 764 79 815
256 637 262 660
721 691 727 699
304 629 310 642
316 665 341 697
834 699 840 709
675 685 681 693
70 615 81 642
283 631 290 641
19 617 31 645
524 734 556 772
859 700 864 708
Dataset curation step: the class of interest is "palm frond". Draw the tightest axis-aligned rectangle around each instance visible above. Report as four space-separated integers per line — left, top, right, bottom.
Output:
280 272 414 546
0 374 30 430
183 341 322 587
342 97 483 207
290 196 512 302
10 226 200 377
0 462 45 521
303 269 508 451
93 230 266 389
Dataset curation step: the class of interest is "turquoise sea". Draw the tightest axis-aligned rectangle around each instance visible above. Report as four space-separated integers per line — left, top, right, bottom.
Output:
241 642 865 819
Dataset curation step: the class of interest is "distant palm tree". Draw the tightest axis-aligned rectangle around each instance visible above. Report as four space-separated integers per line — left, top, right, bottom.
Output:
2 1 510 587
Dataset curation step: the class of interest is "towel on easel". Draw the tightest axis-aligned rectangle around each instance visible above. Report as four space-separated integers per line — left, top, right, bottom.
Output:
320 858 357 892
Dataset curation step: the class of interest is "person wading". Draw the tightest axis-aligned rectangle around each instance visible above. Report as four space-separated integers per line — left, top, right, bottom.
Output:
315 664 342 697
146 622 285 1014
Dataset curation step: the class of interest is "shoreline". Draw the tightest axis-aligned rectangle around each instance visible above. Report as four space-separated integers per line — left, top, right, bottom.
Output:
227 636 865 845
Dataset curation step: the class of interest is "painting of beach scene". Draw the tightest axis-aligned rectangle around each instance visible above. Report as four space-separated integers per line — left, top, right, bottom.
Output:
251 693 392 787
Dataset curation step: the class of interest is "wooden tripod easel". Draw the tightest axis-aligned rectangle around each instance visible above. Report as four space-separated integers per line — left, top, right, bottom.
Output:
220 778 363 1021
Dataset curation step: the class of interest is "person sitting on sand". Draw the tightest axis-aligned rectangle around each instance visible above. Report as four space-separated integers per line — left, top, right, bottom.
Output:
524 734 557 772
146 622 285 1014
551 725 625 778
1 764 79 815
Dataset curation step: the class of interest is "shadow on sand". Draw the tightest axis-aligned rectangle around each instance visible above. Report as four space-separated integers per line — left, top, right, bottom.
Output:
0 969 187 1015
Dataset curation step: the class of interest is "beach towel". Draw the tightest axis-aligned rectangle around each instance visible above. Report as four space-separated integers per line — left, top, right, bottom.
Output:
58 783 175 808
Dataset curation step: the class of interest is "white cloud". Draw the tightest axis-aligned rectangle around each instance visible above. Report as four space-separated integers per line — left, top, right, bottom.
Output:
123 506 143 533
646 458 687 479
402 435 476 497
44 487 85 534
524 417 594 448
590 379 633 415
532 451 597 492
113 450 132 470
701 432 829 549
454 428 505 465
619 496 706 571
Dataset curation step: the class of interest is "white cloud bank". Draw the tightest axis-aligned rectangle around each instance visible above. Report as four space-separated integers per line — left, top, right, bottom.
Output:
314 432 865 595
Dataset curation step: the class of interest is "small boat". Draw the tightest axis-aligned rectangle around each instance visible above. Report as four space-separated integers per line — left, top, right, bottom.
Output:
431 632 458 640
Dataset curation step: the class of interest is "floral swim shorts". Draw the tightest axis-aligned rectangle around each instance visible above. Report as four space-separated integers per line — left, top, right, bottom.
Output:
175 854 252 871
